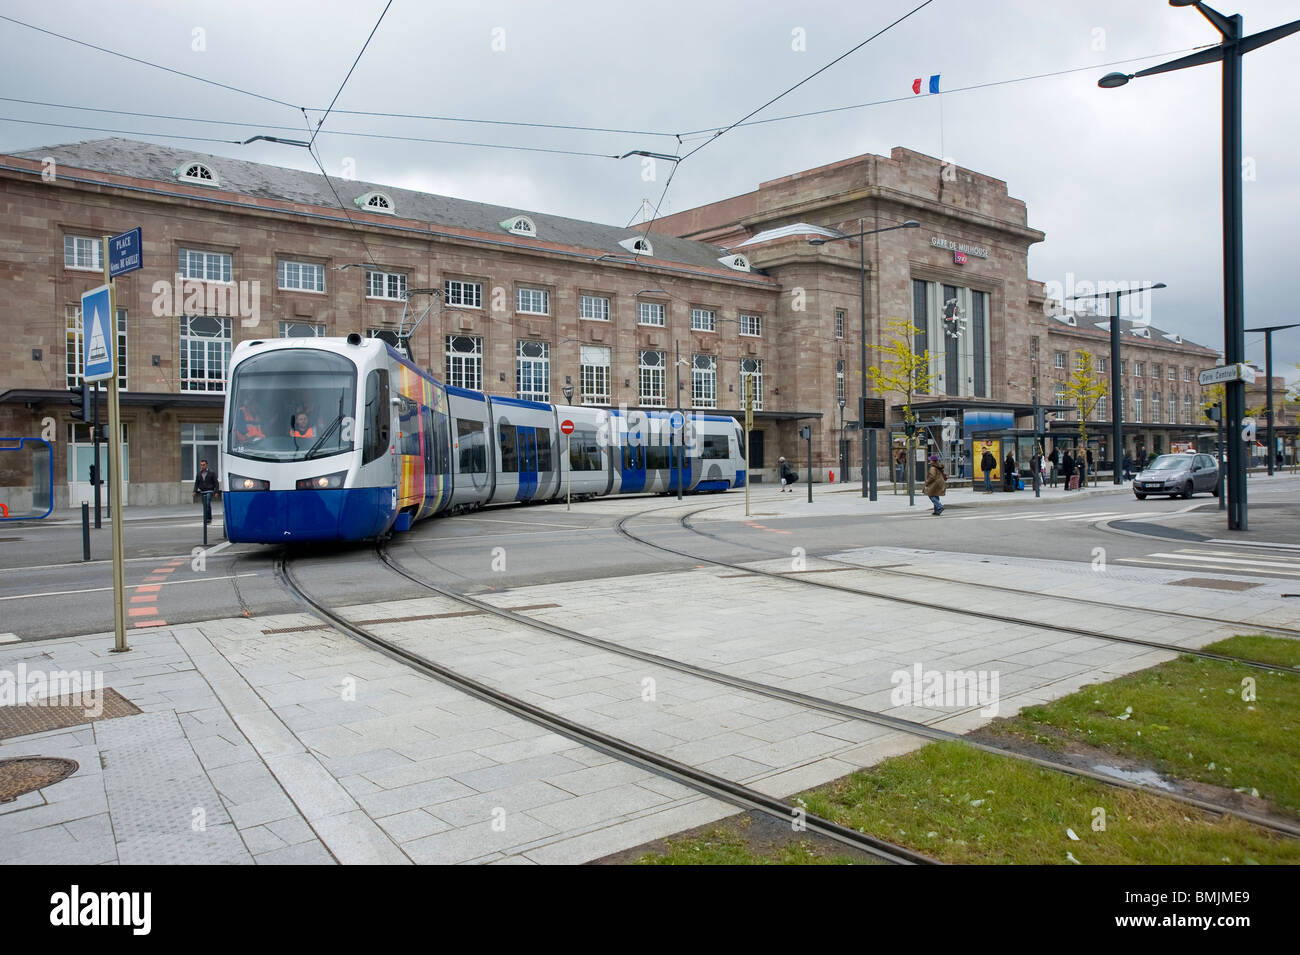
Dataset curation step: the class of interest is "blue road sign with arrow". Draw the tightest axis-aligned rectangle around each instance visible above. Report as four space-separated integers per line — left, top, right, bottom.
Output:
81 285 114 382
669 411 685 430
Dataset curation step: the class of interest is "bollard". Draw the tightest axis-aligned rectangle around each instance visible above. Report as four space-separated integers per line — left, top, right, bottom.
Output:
81 501 90 561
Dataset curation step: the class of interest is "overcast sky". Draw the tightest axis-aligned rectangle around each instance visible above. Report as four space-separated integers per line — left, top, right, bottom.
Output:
4 0 1298 386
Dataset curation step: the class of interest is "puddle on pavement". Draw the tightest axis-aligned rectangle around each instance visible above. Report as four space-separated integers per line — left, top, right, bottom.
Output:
1092 764 1175 790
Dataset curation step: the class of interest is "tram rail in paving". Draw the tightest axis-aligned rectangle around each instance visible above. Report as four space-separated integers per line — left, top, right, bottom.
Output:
613 503 1300 675
274 549 935 865
378 534 1300 840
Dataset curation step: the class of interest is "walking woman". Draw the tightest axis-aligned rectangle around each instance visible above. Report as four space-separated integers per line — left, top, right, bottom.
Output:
924 454 947 515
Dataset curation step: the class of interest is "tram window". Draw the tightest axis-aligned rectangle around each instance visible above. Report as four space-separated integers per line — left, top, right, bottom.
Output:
702 435 729 459
647 444 670 470
421 408 434 471
398 397 421 456
735 428 746 461
455 418 486 474
622 444 643 470
499 424 518 472
569 430 601 471
362 370 390 464
536 427 553 472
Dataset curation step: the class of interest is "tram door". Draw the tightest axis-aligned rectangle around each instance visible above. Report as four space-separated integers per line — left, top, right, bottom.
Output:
516 426 539 500
621 440 646 493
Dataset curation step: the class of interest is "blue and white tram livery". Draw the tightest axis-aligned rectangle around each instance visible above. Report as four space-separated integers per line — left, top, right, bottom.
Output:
221 334 746 544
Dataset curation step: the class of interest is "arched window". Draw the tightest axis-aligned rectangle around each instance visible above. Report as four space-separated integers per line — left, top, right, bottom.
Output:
500 215 536 237
174 161 218 186
718 253 751 272
618 236 654 256
355 192 396 215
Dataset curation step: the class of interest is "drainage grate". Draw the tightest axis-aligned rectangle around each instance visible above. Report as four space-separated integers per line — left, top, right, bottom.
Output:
1168 577 1261 592
0 756 79 802
0 688 141 741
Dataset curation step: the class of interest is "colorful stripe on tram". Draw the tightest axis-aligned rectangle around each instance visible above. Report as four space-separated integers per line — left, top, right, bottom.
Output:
393 360 451 520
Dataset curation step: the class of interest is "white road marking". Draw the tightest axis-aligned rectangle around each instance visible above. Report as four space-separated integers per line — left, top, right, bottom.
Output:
0 572 259 602
0 632 18 643
1117 557 1300 578
1206 539 1300 552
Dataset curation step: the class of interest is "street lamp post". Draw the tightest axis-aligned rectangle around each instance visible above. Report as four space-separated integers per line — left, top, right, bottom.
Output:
837 395 847 481
1244 323 1300 476
1067 284 1165 484
1099 1 1300 528
810 219 920 499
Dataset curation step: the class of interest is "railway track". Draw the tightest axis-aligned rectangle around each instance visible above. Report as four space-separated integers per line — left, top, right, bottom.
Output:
378 532 1300 841
274 548 936 866
613 502 1300 674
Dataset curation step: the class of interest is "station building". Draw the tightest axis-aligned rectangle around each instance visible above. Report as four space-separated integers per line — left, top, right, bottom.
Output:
0 138 1226 508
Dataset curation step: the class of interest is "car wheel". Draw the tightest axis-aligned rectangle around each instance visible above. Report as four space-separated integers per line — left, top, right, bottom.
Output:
1181 481 1193 499
1135 492 1146 500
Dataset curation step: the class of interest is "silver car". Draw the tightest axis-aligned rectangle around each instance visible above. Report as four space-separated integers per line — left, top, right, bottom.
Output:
1133 453 1220 499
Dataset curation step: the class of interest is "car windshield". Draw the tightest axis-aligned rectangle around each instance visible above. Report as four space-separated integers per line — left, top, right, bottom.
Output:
227 348 357 462
1147 455 1190 471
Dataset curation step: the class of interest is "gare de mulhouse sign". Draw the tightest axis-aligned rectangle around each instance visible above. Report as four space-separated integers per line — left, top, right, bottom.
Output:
930 236 990 259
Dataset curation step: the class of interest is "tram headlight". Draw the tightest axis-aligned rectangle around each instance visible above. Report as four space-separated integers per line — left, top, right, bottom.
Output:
296 470 347 490
229 473 269 491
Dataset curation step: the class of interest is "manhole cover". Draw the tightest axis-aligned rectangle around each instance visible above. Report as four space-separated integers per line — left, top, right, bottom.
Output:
0 757 79 802
0 687 141 740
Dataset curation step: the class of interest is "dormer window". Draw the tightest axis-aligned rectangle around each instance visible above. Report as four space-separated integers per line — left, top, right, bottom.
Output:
619 236 654 256
1131 326 1151 339
719 253 751 272
500 215 536 237
174 161 218 186
355 191 395 215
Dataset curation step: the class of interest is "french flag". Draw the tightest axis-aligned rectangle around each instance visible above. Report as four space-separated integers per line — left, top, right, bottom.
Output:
912 74 940 94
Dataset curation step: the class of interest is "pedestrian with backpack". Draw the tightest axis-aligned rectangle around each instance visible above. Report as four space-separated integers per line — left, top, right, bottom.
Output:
980 448 996 493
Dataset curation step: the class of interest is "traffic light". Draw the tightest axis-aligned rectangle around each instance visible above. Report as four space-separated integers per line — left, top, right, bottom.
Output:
69 382 89 421
905 421 917 437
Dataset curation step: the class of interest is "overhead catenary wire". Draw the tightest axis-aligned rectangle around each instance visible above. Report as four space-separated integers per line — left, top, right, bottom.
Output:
309 0 392 149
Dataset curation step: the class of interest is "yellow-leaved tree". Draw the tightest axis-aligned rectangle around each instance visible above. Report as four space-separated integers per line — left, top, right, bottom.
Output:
868 316 935 500
1061 350 1107 482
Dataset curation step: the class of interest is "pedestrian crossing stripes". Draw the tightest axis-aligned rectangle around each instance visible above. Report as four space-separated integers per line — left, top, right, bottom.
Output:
1118 548 1300 578
958 510 1162 523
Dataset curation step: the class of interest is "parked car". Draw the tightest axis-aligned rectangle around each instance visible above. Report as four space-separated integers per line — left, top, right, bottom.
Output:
1133 452 1220 499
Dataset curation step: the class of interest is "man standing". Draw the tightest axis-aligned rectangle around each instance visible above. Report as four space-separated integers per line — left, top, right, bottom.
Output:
194 459 219 525
1048 446 1060 487
980 447 997 494
923 455 947 516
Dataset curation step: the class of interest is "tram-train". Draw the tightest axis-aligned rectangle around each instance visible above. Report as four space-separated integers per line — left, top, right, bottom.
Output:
220 335 748 543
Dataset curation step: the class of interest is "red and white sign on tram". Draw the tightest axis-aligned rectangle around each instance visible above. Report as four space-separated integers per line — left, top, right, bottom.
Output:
560 419 575 435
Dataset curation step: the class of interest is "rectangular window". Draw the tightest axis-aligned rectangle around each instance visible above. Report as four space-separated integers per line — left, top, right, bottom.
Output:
691 354 717 409
1095 356 1107 374
569 429 602 472
912 280 928 364
1184 366 1192 382
66 305 128 391
180 314 232 392
971 290 987 398
1096 395 1107 421
690 307 716 332
64 235 102 271
178 248 232 283
739 313 762 337
455 418 488 474
579 294 610 321
499 424 518 472
181 422 221 483
836 359 845 402
1135 389 1144 422
580 345 610 405
1168 366 1176 381
1075 353 1088 372
279 321 324 338
1120 360 1128 376
740 357 764 411
445 335 482 391
638 302 665 326
515 340 549 402
639 349 666 408
835 308 845 340
1054 383 1067 406
1152 363 1161 379
516 287 549 315
702 435 729 459
277 260 325 293
366 270 407 300
444 279 482 308
1168 394 1176 422
1184 394 1192 422
1152 391 1161 423
1134 361 1145 378
1054 352 1066 369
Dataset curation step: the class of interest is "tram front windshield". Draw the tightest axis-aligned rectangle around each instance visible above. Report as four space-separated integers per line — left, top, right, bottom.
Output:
227 349 357 462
